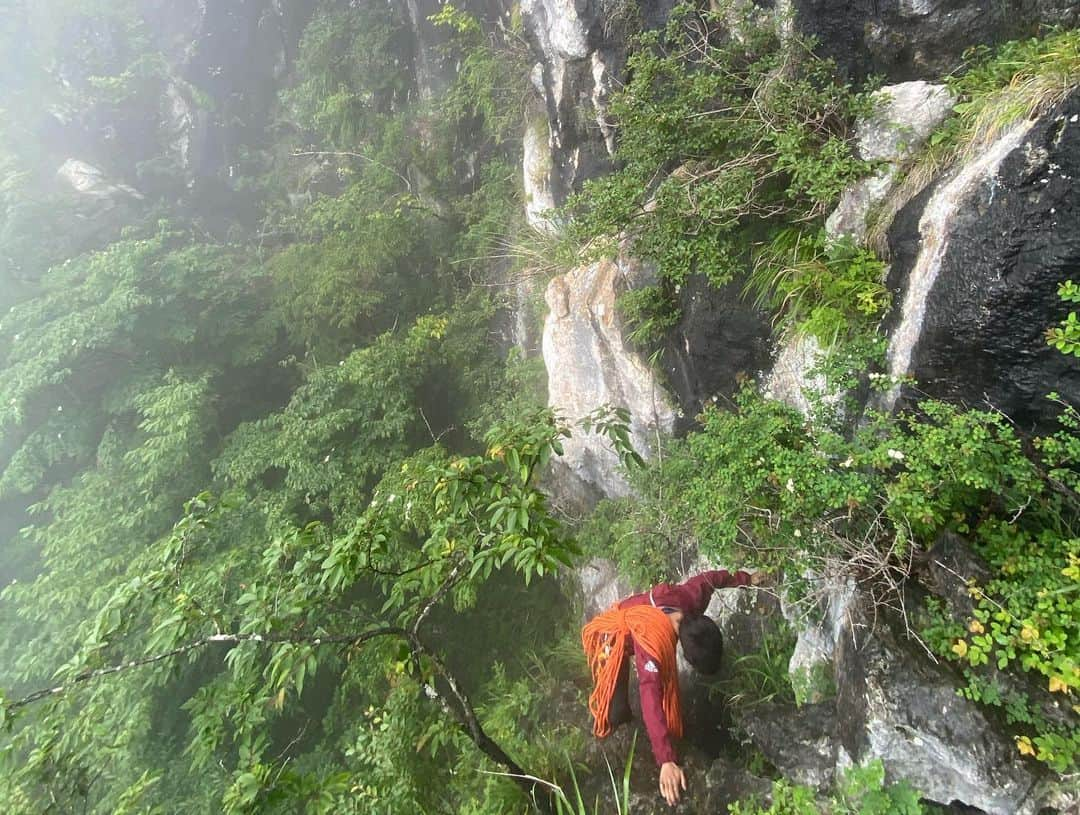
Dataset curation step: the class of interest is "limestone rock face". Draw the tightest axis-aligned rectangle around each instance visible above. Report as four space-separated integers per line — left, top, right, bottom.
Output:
763 334 828 417
883 88 1080 428
827 81 955 242
575 557 633 619
745 585 1046 814
523 115 559 232
543 256 676 505
837 616 1042 814
57 159 142 202
857 81 956 163
744 702 842 789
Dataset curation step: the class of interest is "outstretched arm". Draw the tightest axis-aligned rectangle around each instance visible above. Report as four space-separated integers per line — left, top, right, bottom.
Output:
676 569 751 616
635 646 677 766
636 647 686 805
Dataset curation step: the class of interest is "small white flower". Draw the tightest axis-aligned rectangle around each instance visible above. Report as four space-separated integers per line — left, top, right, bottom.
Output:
387 493 397 503
785 478 795 493
887 448 905 461
793 529 801 538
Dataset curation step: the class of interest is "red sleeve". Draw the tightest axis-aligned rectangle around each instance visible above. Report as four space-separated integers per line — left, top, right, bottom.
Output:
671 570 751 616
634 646 677 766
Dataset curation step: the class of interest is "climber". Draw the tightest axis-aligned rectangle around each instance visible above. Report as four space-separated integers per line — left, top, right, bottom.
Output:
581 569 764 806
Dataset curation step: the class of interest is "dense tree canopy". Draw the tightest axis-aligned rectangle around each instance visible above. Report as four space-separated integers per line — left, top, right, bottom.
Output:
0 1 589 812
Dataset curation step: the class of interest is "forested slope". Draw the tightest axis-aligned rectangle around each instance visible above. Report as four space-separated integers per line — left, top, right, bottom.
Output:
0 0 1078 813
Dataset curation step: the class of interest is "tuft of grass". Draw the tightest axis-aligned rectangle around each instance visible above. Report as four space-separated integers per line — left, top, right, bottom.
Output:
745 228 890 345
709 621 797 711
544 733 637 815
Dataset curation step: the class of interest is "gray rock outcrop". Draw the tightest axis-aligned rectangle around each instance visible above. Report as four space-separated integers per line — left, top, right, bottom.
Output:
827 80 955 243
543 255 676 505
743 587 1046 814
57 159 142 202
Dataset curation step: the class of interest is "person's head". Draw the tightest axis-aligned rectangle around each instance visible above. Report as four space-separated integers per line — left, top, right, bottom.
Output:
679 614 724 675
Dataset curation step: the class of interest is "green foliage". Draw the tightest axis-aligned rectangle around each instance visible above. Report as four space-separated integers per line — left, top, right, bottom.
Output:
746 229 890 344
281 2 411 147
935 29 1080 155
790 660 836 708
587 382 1080 770
0 0 575 810
430 3 530 144
1047 281 1080 357
0 400 594 812
617 284 681 349
730 760 926 815
712 620 797 710
564 1 873 289
267 180 451 358
549 734 635 815
578 429 700 587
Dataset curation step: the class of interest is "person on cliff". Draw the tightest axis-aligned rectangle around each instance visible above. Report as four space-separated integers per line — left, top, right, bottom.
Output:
581 569 763 806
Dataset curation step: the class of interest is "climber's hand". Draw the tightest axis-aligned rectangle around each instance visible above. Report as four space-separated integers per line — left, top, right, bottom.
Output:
659 762 686 806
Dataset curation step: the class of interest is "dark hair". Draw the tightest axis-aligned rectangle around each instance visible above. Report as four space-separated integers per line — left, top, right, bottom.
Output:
680 614 724 675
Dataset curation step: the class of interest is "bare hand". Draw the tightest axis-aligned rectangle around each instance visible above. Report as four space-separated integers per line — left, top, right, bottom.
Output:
659 762 686 806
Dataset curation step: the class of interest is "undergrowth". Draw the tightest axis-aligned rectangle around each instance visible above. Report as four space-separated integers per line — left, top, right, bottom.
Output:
560 0 877 344
585 374 1080 770
730 760 926 814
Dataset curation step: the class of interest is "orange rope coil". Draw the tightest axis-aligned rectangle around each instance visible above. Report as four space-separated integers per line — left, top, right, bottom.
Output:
581 604 682 739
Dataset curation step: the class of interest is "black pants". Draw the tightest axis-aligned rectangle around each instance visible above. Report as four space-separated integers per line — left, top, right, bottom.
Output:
606 656 633 729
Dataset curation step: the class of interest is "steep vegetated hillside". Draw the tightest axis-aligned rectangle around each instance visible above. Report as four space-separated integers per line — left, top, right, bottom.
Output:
0 0 1077 813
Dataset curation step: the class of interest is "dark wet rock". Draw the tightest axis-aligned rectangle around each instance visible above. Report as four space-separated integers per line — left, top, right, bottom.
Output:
743 701 839 789
793 0 1078 83
661 274 773 427
884 89 1080 432
702 758 775 812
916 532 994 623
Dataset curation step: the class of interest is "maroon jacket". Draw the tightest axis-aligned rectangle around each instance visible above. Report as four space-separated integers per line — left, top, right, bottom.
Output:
617 570 750 766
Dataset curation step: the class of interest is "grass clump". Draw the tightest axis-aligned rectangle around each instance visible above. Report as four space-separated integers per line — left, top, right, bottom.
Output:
746 228 890 344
